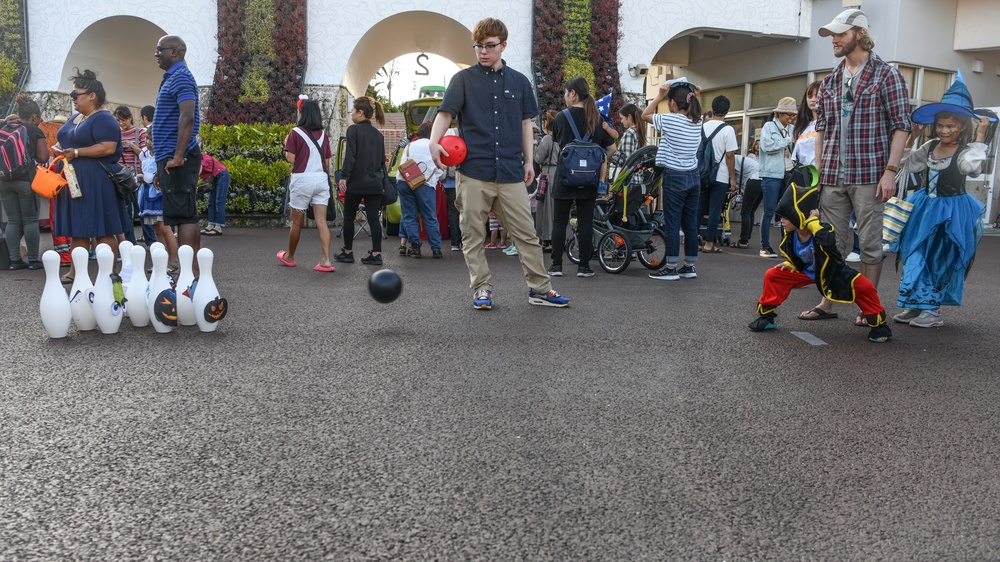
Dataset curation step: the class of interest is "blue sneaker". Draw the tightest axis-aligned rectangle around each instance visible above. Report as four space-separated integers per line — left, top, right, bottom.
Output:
473 289 493 310
528 288 570 308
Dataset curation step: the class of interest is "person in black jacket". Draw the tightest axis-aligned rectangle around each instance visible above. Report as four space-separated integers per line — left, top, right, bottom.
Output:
335 96 386 266
748 182 892 343
549 76 616 278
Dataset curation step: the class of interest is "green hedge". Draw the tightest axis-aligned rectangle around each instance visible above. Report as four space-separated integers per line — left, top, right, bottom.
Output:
199 123 293 214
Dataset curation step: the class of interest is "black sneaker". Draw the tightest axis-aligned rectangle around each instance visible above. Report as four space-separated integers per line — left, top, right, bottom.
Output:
648 267 679 281
407 242 422 259
577 266 595 277
760 248 778 258
748 314 777 332
432 249 443 259
677 264 697 279
548 264 563 277
7 260 28 271
360 251 383 265
333 249 355 263
398 245 407 256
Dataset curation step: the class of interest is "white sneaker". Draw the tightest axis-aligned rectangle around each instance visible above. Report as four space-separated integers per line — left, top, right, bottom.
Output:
846 251 861 262
909 310 944 328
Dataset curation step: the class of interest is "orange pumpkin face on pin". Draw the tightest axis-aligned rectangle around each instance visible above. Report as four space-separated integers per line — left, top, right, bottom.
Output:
153 289 178 326
204 297 228 322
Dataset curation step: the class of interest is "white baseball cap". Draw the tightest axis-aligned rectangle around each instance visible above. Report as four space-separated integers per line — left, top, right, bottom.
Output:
819 9 869 37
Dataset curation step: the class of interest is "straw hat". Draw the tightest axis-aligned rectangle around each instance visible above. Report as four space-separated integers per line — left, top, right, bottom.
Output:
774 97 798 115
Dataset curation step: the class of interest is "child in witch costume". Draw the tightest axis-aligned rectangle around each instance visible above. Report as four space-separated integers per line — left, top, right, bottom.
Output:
748 169 893 343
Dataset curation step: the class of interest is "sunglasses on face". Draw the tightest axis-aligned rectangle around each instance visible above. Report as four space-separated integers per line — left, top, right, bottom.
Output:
69 90 89 100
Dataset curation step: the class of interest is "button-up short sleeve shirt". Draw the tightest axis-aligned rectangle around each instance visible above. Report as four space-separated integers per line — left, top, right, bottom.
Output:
439 62 539 183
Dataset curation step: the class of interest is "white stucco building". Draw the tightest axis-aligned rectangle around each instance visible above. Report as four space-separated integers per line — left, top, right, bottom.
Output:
19 0 1000 215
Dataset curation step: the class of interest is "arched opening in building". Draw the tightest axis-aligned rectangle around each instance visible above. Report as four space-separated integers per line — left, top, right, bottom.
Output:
342 11 473 99
60 16 168 107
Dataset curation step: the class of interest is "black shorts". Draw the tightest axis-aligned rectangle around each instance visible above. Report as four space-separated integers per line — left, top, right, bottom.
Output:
157 146 202 226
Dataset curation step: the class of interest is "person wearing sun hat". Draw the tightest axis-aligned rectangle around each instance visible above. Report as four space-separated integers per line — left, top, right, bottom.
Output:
801 8 911 326
756 96 798 259
748 167 892 343
890 70 993 328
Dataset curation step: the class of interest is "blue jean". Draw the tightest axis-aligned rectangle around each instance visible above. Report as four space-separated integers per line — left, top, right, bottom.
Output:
699 180 729 245
661 169 700 263
397 180 441 250
760 177 783 249
208 170 230 227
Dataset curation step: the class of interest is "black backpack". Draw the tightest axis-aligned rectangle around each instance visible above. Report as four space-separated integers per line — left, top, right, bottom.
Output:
696 123 729 188
558 109 605 188
0 120 34 182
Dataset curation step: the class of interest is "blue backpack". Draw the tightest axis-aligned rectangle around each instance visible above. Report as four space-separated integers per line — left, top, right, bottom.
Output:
696 123 729 188
558 109 605 188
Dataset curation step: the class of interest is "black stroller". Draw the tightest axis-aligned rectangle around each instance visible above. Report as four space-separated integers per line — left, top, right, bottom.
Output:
566 146 668 273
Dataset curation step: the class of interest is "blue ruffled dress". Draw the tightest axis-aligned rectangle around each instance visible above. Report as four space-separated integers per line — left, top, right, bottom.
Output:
893 140 986 309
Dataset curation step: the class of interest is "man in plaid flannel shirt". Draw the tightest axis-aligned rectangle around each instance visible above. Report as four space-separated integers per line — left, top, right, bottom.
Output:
801 9 911 323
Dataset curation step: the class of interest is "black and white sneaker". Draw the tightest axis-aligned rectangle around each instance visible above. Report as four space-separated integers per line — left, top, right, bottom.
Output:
677 264 697 279
548 264 563 277
649 267 680 281
577 266 595 278
760 247 778 258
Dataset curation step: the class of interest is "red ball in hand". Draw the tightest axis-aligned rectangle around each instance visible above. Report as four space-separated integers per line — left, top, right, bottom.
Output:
439 136 467 167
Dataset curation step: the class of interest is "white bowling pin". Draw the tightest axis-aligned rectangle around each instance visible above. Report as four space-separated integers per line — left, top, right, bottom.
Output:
150 241 165 254
175 245 197 326
39 251 72 338
92 246 123 334
147 247 174 333
68 247 96 331
125 245 150 327
193 248 227 332
118 240 134 287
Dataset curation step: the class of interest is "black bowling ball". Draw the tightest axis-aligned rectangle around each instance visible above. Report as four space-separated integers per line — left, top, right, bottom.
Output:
368 269 403 303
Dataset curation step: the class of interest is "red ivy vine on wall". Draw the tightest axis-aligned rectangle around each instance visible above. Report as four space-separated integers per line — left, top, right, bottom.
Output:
206 0 307 125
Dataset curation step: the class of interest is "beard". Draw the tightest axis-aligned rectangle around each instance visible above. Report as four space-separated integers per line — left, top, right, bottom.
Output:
835 36 859 57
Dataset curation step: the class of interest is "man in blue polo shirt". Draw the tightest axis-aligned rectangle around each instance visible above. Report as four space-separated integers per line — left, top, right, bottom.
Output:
152 34 202 275
428 17 569 311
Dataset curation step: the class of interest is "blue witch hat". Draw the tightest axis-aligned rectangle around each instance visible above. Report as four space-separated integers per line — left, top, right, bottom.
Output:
911 69 982 124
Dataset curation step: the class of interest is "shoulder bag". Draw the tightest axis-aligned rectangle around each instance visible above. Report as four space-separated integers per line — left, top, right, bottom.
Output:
295 128 337 223
882 168 914 245
398 143 428 190
73 112 138 199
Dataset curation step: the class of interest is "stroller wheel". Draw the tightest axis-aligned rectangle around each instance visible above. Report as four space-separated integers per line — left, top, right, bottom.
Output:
637 228 668 270
597 231 631 273
566 235 581 265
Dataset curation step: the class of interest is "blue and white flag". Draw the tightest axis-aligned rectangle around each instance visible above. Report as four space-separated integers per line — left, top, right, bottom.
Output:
596 89 613 124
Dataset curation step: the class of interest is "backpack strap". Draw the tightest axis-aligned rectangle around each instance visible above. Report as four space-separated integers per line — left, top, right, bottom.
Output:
703 123 727 163
562 109 591 143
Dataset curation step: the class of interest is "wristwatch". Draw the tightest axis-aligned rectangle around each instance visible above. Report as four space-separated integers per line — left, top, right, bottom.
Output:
884 165 898 173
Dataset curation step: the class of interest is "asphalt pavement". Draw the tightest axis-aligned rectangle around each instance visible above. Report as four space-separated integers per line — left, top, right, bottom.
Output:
2 225 999 560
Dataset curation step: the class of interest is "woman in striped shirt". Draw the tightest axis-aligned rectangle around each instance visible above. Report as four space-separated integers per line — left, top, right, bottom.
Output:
641 80 703 281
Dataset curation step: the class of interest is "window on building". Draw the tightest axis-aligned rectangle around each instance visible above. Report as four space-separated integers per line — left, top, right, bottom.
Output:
922 69 952 104
897 65 917 99
750 76 807 110
700 85 746 114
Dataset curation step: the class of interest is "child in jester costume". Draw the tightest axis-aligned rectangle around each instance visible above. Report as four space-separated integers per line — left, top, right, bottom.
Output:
748 166 893 343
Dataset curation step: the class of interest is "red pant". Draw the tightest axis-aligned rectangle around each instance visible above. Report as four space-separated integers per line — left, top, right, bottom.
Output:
758 266 884 316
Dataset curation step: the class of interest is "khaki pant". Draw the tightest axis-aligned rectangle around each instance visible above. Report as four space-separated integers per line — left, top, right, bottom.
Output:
819 182 884 264
455 174 551 293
